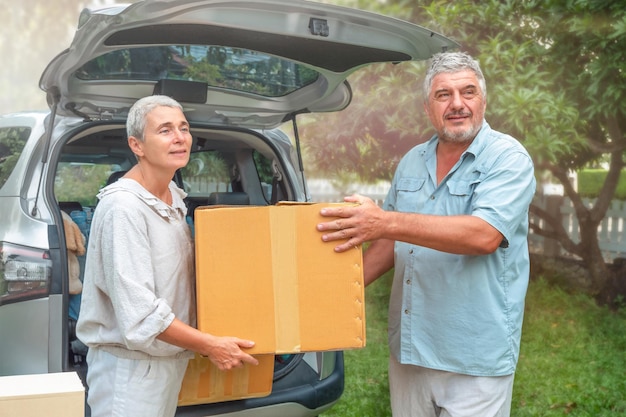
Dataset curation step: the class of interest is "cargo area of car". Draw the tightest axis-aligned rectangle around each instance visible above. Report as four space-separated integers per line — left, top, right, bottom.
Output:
53 123 335 415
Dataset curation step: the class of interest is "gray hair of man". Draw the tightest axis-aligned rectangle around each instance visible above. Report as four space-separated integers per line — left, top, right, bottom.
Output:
126 95 184 141
422 51 487 103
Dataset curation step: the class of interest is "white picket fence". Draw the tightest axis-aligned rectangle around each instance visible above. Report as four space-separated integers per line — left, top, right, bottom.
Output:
529 196 626 262
307 179 390 206
308 179 626 262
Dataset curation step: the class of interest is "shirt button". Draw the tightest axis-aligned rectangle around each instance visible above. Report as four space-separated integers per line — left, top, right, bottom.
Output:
430 195 435 200
406 279 411 285
409 249 413 254
404 309 410 315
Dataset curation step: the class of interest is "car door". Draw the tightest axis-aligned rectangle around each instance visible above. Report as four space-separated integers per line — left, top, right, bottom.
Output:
0 113 63 376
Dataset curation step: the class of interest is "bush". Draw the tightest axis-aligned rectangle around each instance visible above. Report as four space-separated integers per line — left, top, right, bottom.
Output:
577 169 626 200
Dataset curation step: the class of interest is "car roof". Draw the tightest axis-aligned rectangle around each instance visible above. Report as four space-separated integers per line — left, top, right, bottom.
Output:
39 0 458 129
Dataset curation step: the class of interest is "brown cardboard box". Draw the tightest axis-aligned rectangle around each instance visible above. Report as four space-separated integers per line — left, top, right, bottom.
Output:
178 354 274 405
194 202 365 355
0 372 84 417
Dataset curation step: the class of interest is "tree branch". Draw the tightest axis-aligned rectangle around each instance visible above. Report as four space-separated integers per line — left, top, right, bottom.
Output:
529 202 583 257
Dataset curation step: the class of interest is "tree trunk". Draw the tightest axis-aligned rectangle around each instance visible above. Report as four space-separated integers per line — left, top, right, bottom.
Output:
577 219 610 295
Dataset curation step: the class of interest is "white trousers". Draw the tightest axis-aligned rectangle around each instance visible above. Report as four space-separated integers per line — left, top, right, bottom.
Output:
389 355 514 417
86 348 189 417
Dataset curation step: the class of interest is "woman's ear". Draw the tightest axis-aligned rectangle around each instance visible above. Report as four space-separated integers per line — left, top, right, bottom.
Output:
128 136 144 158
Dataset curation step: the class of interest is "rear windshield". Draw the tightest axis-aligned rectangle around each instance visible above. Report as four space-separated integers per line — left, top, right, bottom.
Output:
75 45 320 97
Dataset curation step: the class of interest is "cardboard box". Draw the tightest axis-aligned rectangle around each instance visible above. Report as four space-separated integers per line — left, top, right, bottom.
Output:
0 372 84 417
194 202 365 355
178 354 274 406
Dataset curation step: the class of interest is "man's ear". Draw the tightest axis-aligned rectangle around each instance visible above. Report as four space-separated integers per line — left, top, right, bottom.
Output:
128 136 144 157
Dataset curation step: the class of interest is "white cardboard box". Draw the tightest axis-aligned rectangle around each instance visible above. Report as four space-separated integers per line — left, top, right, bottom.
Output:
0 372 84 417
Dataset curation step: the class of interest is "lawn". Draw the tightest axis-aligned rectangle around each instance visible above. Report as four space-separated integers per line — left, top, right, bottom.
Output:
322 273 626 417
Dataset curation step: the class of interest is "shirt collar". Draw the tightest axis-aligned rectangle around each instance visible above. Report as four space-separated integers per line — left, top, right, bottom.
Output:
98 179 188 219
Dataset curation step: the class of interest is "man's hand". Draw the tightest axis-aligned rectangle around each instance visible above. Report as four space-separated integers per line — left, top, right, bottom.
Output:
317 194 386 253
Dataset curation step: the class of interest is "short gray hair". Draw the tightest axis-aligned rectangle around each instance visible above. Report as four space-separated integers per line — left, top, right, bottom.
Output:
423 51 486 102
127 95 183 141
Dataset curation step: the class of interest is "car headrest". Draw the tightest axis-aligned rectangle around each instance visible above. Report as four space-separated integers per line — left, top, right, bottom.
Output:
106 170 128 186
207 192 250 206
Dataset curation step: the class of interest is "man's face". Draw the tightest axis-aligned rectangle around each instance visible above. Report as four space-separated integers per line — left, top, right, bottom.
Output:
135 105 192 170
424 70 486 144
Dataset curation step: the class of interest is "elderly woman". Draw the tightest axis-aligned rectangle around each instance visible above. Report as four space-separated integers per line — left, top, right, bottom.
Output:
77 95 258 417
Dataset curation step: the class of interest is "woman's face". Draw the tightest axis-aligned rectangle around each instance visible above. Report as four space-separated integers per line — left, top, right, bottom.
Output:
424 69 486 144
134 105 192 172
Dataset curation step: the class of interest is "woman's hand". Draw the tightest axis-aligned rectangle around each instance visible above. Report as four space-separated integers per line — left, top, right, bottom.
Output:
157 318 259 370
202 335 259 371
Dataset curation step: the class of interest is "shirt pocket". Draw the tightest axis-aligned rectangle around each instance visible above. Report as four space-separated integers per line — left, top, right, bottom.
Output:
395 178 427 212
445 179 478 214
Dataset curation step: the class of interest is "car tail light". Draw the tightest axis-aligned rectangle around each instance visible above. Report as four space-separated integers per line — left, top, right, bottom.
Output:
0 242 51 305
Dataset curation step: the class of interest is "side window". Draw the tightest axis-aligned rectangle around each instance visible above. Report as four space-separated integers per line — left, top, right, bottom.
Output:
180 149 277 202
253 150 275 202
181 151 231 196
0 126 30 189
253 150 274 184
55 162 122 207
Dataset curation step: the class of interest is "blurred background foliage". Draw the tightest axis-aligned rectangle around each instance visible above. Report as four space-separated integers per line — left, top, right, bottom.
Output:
3 0 624 291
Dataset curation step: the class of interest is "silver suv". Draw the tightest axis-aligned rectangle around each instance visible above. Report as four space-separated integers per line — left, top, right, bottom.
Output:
0 1 456 415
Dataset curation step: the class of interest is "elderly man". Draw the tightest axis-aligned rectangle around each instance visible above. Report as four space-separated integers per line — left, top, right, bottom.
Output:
317 51 535 417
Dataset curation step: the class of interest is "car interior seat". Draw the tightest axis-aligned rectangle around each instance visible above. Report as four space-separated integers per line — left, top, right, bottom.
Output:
105 170 128 186
59 201 84 215
206 192 250 206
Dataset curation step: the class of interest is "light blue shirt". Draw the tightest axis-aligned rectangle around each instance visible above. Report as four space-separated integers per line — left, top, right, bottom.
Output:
384 121 536 376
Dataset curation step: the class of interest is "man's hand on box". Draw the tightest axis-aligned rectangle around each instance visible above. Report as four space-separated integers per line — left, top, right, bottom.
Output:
317 194 386 253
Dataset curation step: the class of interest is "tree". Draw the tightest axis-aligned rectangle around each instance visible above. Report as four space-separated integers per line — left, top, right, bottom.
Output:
299 0 441 185
300 62 433 183
302 0 626 299
420 0 626 298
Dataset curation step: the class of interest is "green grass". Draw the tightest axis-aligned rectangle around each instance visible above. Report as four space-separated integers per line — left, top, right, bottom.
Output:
322 274 626 417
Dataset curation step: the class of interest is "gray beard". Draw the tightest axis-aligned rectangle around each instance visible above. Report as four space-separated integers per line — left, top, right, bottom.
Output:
440 122 482 144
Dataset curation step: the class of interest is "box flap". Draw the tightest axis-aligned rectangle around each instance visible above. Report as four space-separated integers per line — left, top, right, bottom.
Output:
178 354 274 405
